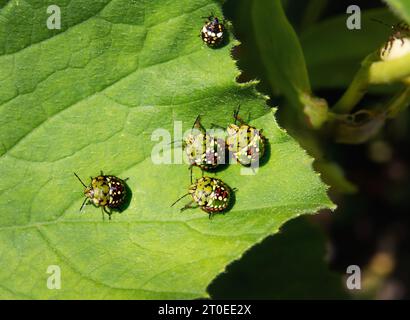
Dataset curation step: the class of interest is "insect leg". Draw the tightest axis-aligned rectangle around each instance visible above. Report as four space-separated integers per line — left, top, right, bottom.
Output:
208 212 213 220
388 36 394 51
233 105 245 125
180 201 198 212
79 198 88 212
103 207 112 220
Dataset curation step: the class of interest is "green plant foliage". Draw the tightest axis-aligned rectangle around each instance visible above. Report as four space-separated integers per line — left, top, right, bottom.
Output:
300 8 395 90
384 0 410 23
251 0 311 107
225 0 359 194
0 0 334 299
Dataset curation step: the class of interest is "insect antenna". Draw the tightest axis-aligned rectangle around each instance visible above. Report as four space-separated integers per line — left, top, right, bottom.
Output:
233 105 241 125
192 115 206 134
192 115 201 130
210 122 225 130
370 18 393 29
171 193 190 207
74 172 87 187
168 139 183 147
79 197 88 212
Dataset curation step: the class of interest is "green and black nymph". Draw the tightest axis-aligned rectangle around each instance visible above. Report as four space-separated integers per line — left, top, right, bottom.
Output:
183 115 225 171
171 176 233 218
74 172 128 220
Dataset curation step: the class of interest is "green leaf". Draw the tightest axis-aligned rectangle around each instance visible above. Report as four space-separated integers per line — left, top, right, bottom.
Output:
300 8 395 90
384 0 410 23
0 0 334 299
251 0 311 106
251 0 330 128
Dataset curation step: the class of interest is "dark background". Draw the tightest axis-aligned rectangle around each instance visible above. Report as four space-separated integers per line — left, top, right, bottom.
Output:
209 0 410 299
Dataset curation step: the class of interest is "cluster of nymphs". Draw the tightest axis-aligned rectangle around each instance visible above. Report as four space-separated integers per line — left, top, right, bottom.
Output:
72 15 233 220
172 107 266 219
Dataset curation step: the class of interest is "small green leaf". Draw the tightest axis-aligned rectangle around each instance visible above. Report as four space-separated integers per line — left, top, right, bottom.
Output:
0 0 334 299
300 93 329 128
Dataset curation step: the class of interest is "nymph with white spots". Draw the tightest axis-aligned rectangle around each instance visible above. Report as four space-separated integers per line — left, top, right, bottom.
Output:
184 115 225 171
201 15 225 47
226 107 266 167
171 176 232 218
74 172 127 220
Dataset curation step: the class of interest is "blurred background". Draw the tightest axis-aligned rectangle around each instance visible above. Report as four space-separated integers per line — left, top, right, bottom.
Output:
209 0 410 299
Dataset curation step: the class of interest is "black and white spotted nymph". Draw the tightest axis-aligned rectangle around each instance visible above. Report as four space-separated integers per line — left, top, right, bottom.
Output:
201 15 225 47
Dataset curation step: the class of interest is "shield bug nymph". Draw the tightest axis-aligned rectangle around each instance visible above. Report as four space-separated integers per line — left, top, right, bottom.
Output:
74 172 128 220
226 106 266 167
171 176 233 218
201 15 226 47
183 115 226 171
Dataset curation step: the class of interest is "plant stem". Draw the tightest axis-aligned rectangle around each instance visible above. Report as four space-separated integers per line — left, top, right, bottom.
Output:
332 52 410 114
332 53 376 114
386 86 410 118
